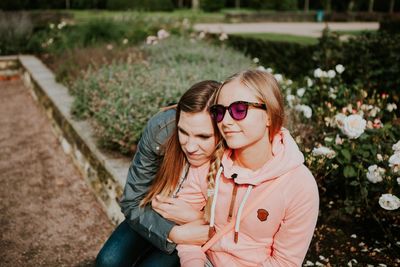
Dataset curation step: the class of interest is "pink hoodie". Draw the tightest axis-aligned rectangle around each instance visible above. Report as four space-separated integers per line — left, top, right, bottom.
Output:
177 129 319 267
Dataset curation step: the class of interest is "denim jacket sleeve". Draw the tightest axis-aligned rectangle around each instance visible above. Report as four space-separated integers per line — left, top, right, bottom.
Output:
120 108 177 253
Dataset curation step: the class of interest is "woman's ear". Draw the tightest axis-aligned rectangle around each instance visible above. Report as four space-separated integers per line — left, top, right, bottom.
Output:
266 114 271 127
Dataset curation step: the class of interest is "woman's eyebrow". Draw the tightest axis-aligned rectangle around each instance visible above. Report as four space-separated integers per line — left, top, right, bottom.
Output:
177 126 188 135
195 133 213 138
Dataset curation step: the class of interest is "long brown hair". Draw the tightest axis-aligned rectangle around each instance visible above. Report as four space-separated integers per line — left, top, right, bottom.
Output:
140 80 221 207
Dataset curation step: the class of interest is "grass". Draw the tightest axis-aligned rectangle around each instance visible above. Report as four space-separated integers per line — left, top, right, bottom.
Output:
332 29 377 36
232 32 318 45
70 9 225 24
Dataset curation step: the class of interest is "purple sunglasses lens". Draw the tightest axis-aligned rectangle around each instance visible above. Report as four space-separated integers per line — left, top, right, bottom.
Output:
230 102 248 120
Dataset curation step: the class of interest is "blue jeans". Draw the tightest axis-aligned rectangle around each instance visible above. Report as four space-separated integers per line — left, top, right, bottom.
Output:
96 220 179 267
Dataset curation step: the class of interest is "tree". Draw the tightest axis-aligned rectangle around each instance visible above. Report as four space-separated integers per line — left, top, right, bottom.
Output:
304 0 309 12
235 0 240 9
368 0 374 13
389 0 395 13
192 0 199 10
348 0 355 12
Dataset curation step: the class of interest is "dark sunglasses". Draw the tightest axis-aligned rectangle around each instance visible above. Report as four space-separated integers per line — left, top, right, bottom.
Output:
210 101 267 123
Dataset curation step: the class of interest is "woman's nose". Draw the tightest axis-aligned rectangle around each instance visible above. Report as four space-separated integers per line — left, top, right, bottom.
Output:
185 139 199 153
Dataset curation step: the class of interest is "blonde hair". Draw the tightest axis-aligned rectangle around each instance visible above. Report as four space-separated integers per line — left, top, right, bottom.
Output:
214 69 285 141
203 69 285 221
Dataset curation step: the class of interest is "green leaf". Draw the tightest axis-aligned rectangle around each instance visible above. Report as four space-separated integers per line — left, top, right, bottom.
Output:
343 165 357 178
341 149 352 162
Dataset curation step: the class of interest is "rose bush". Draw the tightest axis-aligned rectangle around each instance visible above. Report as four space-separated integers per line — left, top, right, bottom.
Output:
258 63 400 240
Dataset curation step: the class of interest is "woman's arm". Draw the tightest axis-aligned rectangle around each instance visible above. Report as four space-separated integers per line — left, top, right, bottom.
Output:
152 195 203 225
119 109 178 254
261 170 319 266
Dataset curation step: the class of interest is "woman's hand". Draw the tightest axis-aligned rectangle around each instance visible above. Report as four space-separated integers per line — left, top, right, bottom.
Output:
168 219 209 245
152 195 203 225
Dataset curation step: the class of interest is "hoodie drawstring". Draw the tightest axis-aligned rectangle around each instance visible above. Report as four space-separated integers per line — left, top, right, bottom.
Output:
234 185 253 243
208 166 254 244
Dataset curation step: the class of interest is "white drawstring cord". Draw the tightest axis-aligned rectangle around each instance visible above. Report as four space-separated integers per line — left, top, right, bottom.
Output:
234 185 253 243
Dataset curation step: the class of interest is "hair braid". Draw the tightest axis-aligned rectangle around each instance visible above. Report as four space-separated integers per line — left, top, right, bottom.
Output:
203 141 225 222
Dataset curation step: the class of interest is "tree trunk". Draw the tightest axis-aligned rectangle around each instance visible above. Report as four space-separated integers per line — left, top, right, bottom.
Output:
304 0 309 12
368 0 374 13
192 0 199 10
347 0 355 12
389 0 395 13
66 0 70 9
178 0 183 8
235 0 240 9
325 0 331 13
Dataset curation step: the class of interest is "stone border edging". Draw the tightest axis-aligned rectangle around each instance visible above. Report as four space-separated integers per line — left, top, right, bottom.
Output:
1 55 128 225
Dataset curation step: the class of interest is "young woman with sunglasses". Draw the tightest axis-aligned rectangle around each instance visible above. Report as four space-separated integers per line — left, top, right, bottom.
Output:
176 70 319 266
96 80 221 267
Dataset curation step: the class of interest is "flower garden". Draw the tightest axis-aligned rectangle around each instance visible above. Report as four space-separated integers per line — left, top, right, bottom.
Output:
1 10 399 266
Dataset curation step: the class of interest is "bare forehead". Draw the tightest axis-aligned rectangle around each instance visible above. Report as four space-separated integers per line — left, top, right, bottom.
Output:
218 80 259 104
178 111 214 134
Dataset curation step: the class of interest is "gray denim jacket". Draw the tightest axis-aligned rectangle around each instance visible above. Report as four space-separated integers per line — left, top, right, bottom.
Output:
120 108 177 253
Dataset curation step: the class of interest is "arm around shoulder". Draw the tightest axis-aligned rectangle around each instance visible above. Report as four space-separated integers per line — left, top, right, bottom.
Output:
120 109 178 253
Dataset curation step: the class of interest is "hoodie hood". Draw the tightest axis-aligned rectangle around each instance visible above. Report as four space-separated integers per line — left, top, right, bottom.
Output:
221 128 304 186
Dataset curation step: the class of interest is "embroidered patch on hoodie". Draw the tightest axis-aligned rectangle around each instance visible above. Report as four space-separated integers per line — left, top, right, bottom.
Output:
257 209 269 221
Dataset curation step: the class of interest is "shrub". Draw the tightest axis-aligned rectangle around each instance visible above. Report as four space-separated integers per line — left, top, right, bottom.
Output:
70 36 253 154
201 0 225 12
341 32 400 102
380 17 400 34
283 65 400 236
106 0 174 11
225 34 316 80
0 12 33 55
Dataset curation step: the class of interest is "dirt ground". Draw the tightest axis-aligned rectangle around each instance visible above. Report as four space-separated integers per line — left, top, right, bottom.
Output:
0 79 114 267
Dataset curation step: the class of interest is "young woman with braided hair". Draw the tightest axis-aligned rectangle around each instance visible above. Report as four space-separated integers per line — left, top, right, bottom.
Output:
176 69 319 267
96 80 222 267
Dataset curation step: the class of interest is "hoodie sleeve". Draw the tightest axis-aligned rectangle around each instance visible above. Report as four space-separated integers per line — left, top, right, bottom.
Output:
177 244 207 267
176 165 209 266
119 109 177 253
260 167 319 267
176 164 209 211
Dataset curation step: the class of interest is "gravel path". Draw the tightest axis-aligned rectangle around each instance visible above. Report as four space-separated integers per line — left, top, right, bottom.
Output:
0 79 114 267
194 22 379 37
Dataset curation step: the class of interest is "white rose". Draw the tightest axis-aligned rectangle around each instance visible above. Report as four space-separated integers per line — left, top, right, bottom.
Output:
314 68 323 78
340 114 366 139
386 103 398 112
146 35 158 45
297 88 306 97
253 57 259 63
335 64 345 74
378 194 400 210
312 146 336 159
307 77 313 87
392 141 400 153
327 70 336 79
266 67 273 73
389 153 400 168
366 165 385 183
335 134 343 145
274 74 283 83
257 66 266 71
219 32 228 41
286 94 295 107
295 104 312 119
157 29 170 40
334 113 347 127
